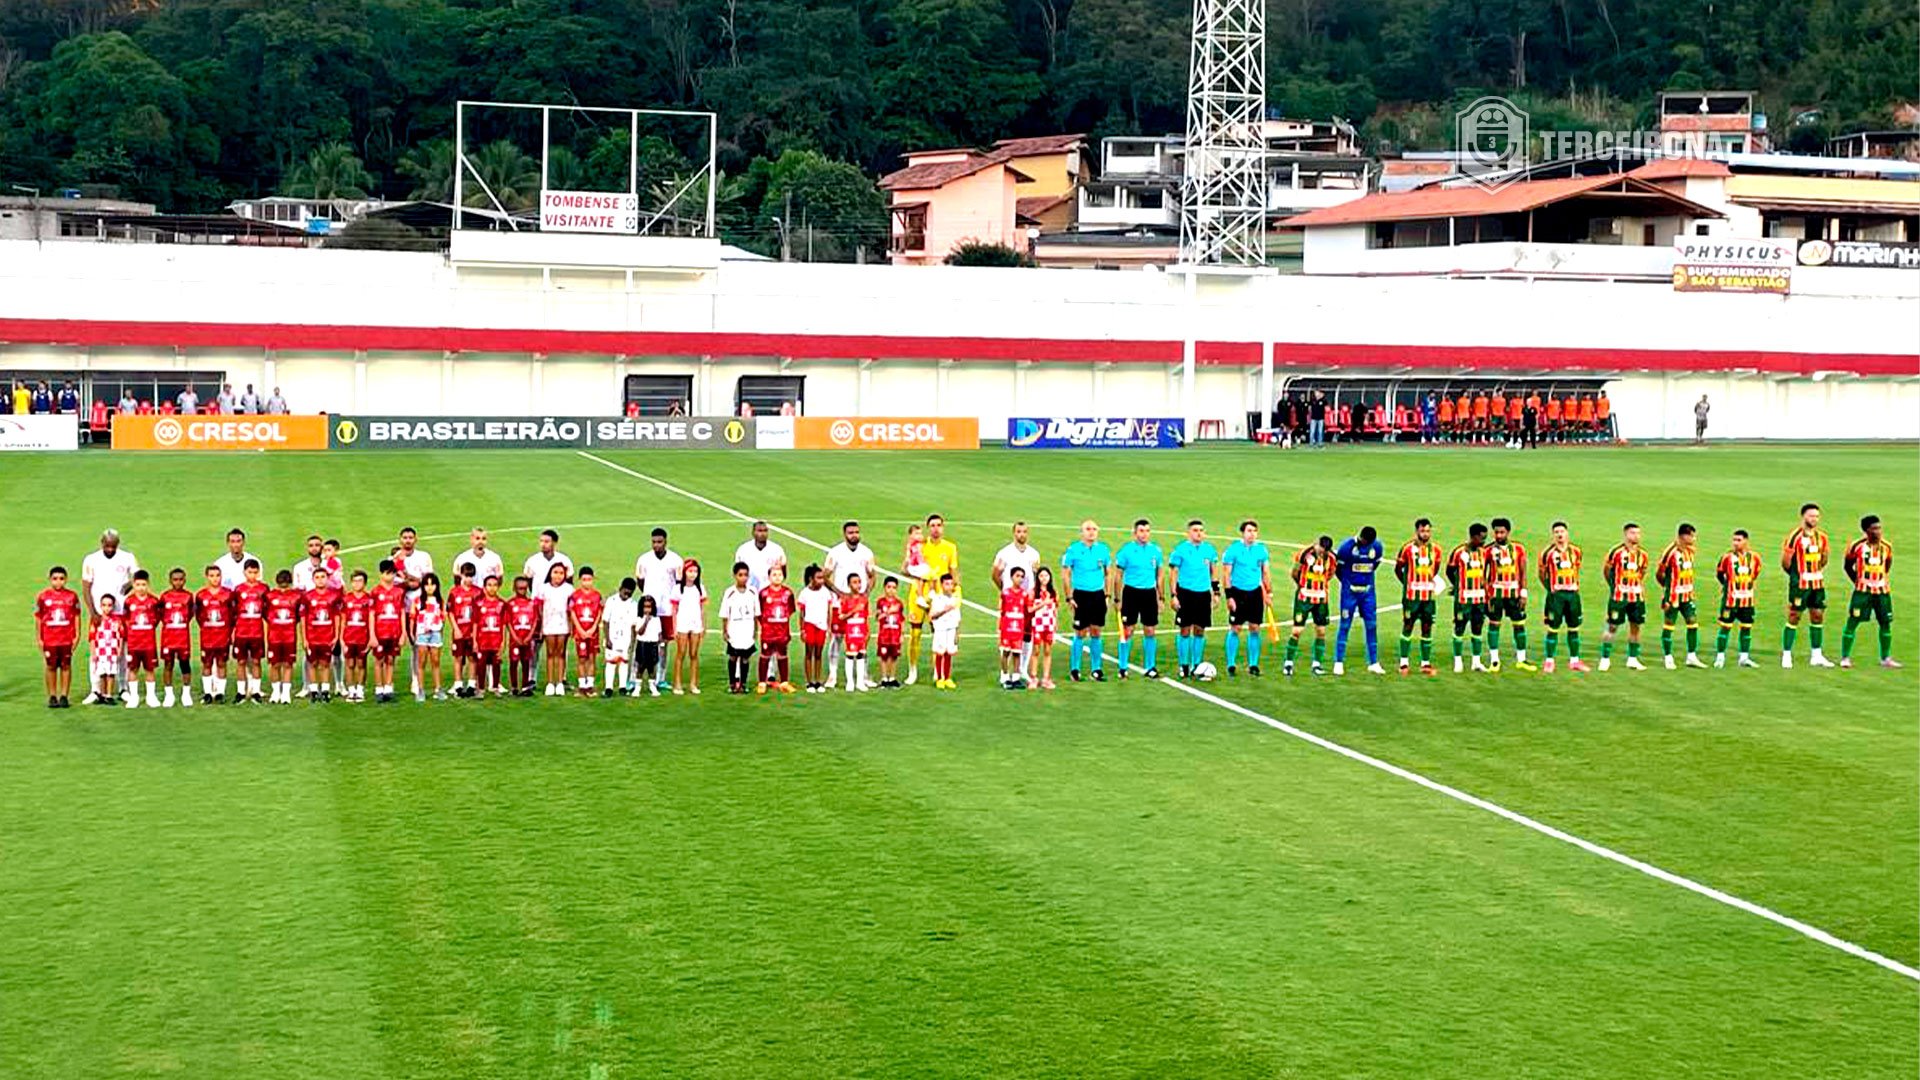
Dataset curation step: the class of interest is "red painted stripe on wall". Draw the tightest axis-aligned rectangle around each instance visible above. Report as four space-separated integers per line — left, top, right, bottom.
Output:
0 318 1913 377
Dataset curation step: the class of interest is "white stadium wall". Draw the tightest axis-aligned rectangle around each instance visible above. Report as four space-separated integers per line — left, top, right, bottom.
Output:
0 238 1914 440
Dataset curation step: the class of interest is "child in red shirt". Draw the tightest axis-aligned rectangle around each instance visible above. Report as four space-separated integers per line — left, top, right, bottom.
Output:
838 573 871 693
370 560 408 703
34 565 81 708
874 577 906 689
568 567 604 697
340 570 374 702
506 575 542 696
194 566 233 704
446 564 482 698
474 575 508 696
756 566 796 693
122 570 162 708
997 567 1031 689
231 560 269 702
265 569 303 704
158 567 197 707
303 574 343 703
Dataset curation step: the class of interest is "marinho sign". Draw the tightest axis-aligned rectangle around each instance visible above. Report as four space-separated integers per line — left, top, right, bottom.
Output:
328 416 752 450
1007 417 1185 449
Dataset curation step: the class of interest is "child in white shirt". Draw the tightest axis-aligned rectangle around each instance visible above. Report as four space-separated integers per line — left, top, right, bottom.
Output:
603 577 641 695
718 561 762 694
927 574 962 689
796 564 834 693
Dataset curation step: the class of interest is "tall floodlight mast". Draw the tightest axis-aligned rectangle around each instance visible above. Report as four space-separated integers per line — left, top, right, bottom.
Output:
1178 0 1267 266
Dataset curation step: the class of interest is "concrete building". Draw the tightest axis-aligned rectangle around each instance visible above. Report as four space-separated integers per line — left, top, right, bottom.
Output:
880 150 1034 265
227 196 405 236
0 195 158 242
1658 90 1768 155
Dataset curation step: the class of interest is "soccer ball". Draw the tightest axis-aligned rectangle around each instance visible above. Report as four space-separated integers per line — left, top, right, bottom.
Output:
1193 662 1217 681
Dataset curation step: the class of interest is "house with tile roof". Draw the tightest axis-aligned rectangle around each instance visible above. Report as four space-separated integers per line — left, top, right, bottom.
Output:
880 148 1034 265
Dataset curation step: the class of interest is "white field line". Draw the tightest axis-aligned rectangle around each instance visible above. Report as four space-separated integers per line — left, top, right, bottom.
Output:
573 449 1918 984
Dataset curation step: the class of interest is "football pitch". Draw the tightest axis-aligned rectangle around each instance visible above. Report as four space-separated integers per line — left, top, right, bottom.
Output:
1 443 1915 1078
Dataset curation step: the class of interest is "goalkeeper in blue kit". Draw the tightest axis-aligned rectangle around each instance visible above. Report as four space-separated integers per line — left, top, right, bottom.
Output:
1333 526 1388 675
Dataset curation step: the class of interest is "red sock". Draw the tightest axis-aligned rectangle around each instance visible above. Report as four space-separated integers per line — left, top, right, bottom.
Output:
777 652 790 682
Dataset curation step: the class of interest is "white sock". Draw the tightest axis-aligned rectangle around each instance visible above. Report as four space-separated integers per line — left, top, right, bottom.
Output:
844 657 855 686
856 657 869 685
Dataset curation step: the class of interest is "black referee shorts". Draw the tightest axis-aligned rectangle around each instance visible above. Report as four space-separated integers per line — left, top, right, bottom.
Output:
1176 587 1212 630
1120 585 1159 628
1071 589 1108 631
1227 587 1264 626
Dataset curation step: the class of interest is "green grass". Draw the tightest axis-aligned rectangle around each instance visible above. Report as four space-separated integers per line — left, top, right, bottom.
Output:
0 444 1914 1078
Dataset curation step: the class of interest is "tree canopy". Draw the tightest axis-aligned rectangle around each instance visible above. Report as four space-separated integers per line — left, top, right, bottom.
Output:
0 0 1911 254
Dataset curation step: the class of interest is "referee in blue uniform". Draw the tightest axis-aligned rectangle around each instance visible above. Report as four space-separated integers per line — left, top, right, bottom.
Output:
1060 519 1113 681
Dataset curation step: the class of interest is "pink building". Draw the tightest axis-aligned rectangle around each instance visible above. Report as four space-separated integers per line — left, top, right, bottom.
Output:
881 149 1033 265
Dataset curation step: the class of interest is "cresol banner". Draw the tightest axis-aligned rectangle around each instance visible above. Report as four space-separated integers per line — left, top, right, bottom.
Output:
1007 417 1185 449
327 416 752 450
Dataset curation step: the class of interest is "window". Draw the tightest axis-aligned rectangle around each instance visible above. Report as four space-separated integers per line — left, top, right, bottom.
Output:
891 204 928 253
736 375 804 416
623 373 695 416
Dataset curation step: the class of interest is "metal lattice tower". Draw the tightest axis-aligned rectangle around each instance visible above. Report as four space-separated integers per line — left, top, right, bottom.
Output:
1178 0 1267 266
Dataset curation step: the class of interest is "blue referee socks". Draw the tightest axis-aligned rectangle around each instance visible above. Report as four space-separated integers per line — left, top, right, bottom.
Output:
1247 631 1262 667
1225 631 1241 669
1143 635 1158 671
1069 636 1083 672
1118 636 1133 671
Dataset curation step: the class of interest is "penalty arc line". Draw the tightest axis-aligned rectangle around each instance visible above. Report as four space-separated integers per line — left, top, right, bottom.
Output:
572 449 1918 984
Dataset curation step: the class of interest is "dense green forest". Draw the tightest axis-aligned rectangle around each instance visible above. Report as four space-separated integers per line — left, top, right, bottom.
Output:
0 0 1912 247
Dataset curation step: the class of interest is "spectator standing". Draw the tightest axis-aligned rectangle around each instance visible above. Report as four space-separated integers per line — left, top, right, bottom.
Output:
1307 391 1328 448
238 384 261 414
31 381 52 414
176 386 199 415
1694 395 1711 444
1521 394 1540 449
57 381 80 414
216 383 237 414
11 382 28 415
117 389 137 416
266 388 289 414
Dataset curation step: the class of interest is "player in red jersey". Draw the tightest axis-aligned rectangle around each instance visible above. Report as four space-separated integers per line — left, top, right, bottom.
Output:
446 564 482 698
874 577 907 689
997 566 1032 689
473 575 508 697
122 570 163 708
157 567 197 707
34 565 82 707
194 565 233 705
231 559 269 702
568 566 605 697
837 573 871 693
302 572 343 703
756 565 797 693
370 560 409 703
339 570 374 702
265 569 303 704
506 575 542 696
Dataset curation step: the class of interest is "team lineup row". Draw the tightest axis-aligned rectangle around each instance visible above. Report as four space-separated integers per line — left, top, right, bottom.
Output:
27 505 1899 709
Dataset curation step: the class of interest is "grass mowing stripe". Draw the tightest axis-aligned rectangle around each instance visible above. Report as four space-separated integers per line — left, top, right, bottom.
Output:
576 448 1920 986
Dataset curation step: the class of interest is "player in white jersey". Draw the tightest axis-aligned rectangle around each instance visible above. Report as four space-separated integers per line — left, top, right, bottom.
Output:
992 521 1043 677
603 577 641 695
734 521 788 591
80 529 140 702
213 528 258 589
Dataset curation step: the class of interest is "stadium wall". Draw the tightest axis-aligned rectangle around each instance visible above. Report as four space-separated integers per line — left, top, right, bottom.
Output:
0 240 1914 440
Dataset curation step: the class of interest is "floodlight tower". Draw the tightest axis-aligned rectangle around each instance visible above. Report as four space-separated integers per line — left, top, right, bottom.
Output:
1178 0 1267 266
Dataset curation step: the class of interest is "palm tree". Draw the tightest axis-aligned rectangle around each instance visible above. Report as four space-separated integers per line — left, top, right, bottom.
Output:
281 142 375 200
397 139 454 202
464 140 539 212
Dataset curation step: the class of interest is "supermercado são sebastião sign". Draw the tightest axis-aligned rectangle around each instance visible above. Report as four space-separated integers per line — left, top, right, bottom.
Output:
328 416 752 450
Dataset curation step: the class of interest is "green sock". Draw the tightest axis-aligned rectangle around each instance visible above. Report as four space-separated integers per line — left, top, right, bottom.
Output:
1285 635 1299 663
1661 627 1674 656
1686 625 1698 653
1312 637 1325 664
1715 626 1730 654
1488 625 1502 652
1471 634 1483 656
1739 627 1752 653
1452 634 1464 658
1628 640 1640 659
1419 636 1433 663
1568 630 1581 657
1399 637 1411 662
1600 638 1613 660
1513 626 1528 654
1782 625 1797 652
1809 625 1823 650
1880 624 1893 660
1545 631 1559 658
